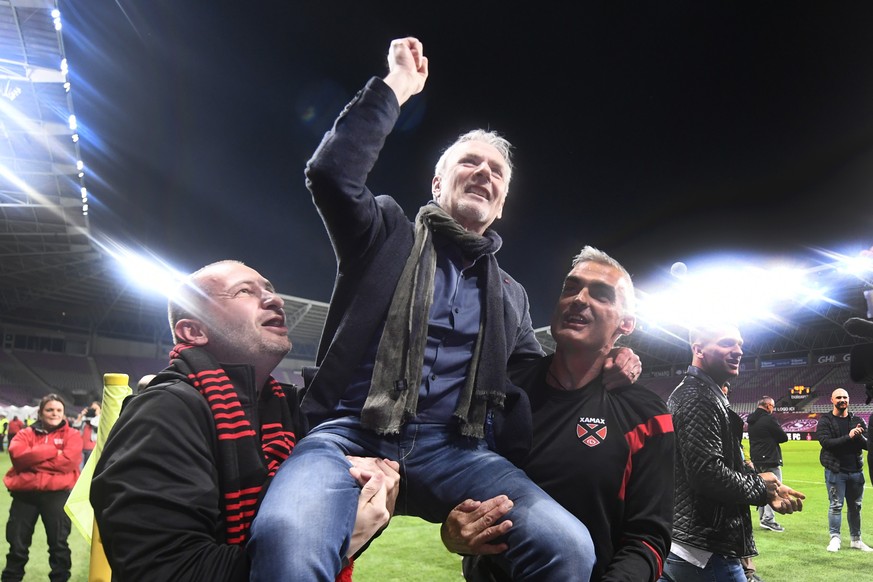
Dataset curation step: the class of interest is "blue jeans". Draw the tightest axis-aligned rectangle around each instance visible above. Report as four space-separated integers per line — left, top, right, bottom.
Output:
825 468 864 539
660 552 746 582
248 417 595 581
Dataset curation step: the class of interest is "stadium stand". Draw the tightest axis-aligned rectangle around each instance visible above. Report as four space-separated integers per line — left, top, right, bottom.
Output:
2 344 312 409
639 361 868 416
637 373 682 402
13 351 96 395
2 326 870 422
0 350 56 405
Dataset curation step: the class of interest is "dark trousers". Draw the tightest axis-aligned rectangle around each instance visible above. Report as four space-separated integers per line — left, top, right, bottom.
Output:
2 490 72 582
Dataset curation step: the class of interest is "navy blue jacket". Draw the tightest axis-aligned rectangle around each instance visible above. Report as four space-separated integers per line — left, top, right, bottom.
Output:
300 77 542 428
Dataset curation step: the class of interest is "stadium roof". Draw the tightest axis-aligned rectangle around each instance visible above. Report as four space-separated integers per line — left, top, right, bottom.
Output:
1 0 97 326
0 0 95 323
0 1 329 359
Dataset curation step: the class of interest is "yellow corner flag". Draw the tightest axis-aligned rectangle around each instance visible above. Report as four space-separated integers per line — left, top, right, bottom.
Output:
64 373 132 581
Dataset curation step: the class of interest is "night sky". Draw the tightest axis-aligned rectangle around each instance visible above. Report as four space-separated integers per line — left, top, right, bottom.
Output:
59 1 873 326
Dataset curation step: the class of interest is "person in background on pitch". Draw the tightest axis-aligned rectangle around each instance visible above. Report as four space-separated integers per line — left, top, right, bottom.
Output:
6 416 23 445
818 387 873 552
0 413 7 453
72 400 100 469
2 393 82 582
747 396 788 534
661 323 805 582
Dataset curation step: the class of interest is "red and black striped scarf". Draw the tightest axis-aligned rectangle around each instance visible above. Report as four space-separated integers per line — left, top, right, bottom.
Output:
169 344 297 545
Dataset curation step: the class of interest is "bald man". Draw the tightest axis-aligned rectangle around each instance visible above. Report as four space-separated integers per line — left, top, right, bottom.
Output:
91 260 397 581
818 388 872 552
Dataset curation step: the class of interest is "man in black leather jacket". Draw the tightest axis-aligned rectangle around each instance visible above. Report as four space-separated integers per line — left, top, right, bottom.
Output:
660 324 805 581
818 387 872 552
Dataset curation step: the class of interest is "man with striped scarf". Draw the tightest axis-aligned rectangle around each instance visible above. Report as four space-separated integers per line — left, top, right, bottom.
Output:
91 260 398 581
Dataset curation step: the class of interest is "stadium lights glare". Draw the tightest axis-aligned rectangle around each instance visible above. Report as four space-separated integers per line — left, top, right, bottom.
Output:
0 163 68 215
836 255 873 279
97 240 187 300
810 247 873 280
635 254 859 333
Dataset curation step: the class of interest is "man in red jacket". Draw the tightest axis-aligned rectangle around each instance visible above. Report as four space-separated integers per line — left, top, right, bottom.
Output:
7 416 24 443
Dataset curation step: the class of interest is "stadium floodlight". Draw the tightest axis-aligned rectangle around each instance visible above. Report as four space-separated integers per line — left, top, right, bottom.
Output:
635 254 841 334
836 254 873 280
97 239 186 300
0 91 80 161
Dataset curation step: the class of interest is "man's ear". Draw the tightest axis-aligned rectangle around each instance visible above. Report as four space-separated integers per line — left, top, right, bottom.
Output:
619 315 636 337
431 175 441 201
174 318 209 346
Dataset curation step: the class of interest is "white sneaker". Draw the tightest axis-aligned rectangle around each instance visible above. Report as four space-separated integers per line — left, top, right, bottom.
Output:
827 537 841 552
850 539 873 552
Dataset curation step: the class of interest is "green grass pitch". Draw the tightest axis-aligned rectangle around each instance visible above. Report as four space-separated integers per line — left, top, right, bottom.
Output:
0 440 868 581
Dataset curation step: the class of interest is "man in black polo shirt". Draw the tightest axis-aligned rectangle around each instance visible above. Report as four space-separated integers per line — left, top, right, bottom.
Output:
441 246 674 582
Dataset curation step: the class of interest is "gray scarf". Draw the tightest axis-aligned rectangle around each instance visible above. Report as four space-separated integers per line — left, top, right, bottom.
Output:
361 204 506 438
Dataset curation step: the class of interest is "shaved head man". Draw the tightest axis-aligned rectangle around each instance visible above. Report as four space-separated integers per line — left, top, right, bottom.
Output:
818 387 873 552
91 261 397 580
